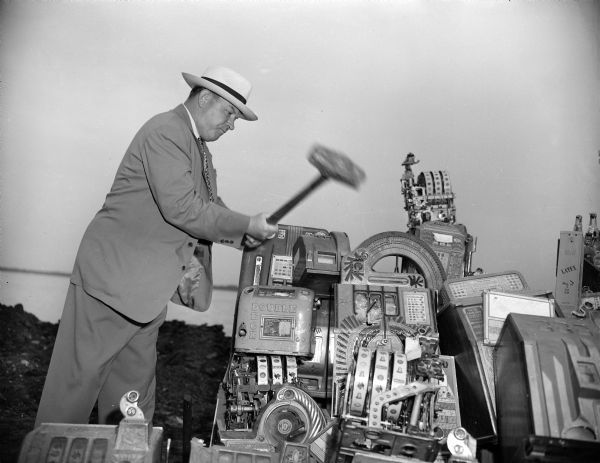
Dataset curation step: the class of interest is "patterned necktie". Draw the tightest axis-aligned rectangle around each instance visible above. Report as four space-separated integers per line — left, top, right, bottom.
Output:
198 139 214 202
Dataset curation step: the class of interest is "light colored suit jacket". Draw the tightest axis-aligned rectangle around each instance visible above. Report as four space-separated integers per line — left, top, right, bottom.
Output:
71 104 250 323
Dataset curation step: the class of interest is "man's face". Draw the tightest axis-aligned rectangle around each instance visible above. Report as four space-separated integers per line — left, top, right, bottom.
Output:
196 91 241 142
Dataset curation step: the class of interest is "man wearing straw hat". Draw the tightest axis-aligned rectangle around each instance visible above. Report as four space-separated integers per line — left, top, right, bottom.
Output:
35 66 278 426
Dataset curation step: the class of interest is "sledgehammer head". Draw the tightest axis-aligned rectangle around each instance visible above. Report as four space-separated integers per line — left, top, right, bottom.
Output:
308 144 366 188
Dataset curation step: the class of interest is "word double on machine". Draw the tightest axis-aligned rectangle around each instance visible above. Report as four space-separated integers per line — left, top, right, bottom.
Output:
19 150 600 463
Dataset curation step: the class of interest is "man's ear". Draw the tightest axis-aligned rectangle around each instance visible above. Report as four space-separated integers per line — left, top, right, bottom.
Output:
198 89 213 108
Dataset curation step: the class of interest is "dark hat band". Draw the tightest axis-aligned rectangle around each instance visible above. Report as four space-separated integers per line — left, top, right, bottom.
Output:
202 76 247 105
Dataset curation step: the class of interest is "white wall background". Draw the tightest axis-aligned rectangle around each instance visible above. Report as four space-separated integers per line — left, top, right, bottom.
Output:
1 0 599 307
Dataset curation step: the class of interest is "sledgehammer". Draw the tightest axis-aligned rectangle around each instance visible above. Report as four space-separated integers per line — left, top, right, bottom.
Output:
267 144 366 224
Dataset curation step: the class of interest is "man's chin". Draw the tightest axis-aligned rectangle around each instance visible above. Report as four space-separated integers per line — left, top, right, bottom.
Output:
207 130 227 142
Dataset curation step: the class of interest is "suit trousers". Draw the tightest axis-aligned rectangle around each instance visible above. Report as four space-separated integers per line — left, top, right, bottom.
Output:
35 282 167 427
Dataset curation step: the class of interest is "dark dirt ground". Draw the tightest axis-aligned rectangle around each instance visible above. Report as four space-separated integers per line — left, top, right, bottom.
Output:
0 302 231 463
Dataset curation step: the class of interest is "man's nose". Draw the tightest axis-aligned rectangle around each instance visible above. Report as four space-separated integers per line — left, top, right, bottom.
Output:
227 116 236 130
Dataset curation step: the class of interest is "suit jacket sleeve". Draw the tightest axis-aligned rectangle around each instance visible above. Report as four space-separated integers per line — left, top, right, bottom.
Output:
140 124 250 246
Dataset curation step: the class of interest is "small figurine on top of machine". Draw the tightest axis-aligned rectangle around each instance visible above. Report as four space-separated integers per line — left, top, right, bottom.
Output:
400 153 478 280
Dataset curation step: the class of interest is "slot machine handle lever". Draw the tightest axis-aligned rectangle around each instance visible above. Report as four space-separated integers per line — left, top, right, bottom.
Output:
267 144 366 224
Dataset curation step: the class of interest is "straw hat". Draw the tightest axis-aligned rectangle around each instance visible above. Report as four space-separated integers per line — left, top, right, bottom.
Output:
182 66 257 121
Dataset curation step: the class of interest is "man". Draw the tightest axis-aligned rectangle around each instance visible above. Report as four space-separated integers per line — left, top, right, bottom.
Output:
35 66 278 426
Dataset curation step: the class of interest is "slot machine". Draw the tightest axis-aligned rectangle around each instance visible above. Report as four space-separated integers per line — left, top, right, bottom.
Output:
214 285 328 451
234 224 351 400
18 391 162 463
212 224 351 455
211 224 463 462
237 224 350 292
330 231 461 462
413 221 472 281
399 155 477 281
436 271 530 444
495 313 600 462
331 283 461 462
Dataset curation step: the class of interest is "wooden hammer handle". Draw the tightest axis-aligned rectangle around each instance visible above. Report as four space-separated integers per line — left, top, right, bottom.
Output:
267 175 327 224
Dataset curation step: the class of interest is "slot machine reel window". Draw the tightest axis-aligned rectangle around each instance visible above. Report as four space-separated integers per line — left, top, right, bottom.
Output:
353 291 400 321
316 251 336 266
384 294 399 316
354 292 369 320
261 316 295 339
368 294 383 323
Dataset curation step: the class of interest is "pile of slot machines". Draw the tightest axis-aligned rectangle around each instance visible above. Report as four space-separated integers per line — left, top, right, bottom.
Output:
18 155 600 463
201 225 464 463
195 155 600 463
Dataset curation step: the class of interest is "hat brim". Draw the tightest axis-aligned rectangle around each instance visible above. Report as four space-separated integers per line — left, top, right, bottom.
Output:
182 72 257 121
